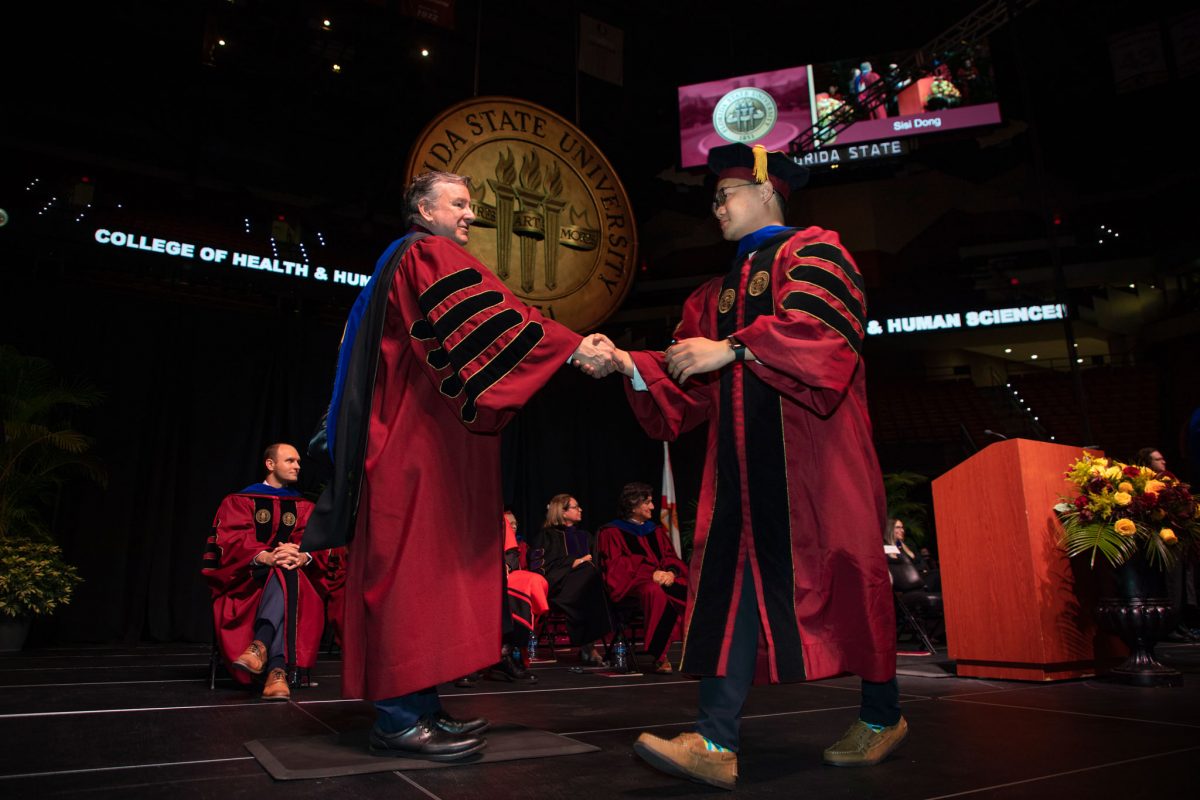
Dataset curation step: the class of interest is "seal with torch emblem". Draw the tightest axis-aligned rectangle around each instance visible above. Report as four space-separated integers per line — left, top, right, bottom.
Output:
406 97 637 333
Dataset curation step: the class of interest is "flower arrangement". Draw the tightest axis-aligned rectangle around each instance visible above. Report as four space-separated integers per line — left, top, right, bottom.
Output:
924 79 962 111
1054 452 1200 570
0 538 83 619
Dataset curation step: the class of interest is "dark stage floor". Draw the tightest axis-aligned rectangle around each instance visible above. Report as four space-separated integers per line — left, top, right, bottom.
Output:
2 640 1199 798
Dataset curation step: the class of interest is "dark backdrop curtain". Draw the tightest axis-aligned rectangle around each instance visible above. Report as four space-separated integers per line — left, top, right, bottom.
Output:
2 262 704 646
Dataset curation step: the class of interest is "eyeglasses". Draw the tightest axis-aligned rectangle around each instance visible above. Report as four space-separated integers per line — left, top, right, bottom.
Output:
712 182 758 211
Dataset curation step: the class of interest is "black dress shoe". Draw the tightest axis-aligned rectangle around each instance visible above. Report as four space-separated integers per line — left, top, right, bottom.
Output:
434 711 490 735
368 716 486 761
488 656 538 683
453 671 483 688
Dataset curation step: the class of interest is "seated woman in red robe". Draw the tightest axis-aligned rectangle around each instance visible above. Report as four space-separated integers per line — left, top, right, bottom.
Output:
529 494 613 666
457 511 549 686
597 482 689 674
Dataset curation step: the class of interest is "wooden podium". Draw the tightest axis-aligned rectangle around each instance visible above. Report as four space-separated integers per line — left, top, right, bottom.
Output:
933 438 1122 681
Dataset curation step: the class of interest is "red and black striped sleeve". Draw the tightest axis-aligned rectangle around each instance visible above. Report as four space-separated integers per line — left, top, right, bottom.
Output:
397 236 582 432
735 228 867 411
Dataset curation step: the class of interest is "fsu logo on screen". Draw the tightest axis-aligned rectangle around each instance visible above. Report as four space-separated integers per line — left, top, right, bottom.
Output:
406 98 637 333
712 87 778 143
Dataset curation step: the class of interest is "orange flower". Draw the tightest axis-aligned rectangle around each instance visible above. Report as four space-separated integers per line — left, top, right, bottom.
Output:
1159 528 1177 544
1118 481 1134 493
1114 519 1137 536
1113 491 1132 506
1145 480 1166 494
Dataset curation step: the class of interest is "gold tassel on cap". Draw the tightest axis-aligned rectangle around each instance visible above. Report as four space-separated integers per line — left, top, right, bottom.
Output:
752 144 768 183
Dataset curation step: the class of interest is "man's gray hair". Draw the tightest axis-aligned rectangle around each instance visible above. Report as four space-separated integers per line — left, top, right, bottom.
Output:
404 171 470 225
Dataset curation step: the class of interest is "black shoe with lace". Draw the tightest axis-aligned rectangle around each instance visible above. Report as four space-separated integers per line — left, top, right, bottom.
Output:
368 716 486 761
488 656 538 683
453 671 483 687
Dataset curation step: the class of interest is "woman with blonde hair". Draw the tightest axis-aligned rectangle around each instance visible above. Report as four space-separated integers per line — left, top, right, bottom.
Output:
528 493 612 665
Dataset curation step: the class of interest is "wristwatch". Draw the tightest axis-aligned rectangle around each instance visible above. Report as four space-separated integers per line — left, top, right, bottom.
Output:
727 335 746 361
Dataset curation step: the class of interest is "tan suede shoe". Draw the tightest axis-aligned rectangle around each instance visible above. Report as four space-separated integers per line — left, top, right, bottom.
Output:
633 731 737 790
232 640 267 675
261 668 291 701
823 717 908 766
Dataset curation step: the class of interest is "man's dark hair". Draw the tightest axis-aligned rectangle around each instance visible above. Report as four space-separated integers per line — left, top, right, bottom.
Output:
263 443 288 464
404 171 470 225
618 481 655 518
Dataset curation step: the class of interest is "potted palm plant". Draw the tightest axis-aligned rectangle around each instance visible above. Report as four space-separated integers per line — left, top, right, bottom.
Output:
0 346 102 650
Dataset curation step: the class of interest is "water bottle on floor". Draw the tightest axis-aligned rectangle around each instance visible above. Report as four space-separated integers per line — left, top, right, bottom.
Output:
614 639 628 672
527 629 538 661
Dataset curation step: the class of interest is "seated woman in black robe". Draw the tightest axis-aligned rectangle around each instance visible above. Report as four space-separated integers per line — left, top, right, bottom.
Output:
528 494 613 666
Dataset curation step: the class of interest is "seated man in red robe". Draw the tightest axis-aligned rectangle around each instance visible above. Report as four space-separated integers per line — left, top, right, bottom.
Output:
597 482 689 674
202 443 336 700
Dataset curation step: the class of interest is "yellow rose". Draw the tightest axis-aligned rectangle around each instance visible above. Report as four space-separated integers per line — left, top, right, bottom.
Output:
1145 480 1166 494
1114 519 1137 536
1140 466 1155 478
1159 528 1177 544
1104 466 1122 481
1118 482 1133 493
1113 491 1132 506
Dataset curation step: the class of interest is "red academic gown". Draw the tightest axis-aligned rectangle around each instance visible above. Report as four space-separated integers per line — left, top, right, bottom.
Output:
623 226 896 684
312 547 347 647
858 69 887 119
596 521 689 658
343 234 581 701
504 515 549 632
202 488 327 684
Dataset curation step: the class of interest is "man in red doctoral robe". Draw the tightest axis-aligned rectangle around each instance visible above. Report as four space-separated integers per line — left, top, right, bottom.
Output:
202 443 335 701
603 144 905 790
302 170 612 761
596 482 689 673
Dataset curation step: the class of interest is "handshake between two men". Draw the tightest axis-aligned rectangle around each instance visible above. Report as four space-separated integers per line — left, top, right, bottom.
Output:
568 334 756 385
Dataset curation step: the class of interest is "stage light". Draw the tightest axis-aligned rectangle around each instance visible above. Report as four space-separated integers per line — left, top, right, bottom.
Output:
1030 354 1038 360
1050 436 1056 440
1073 343 1078 347
421 48 430 57
1129 283 1135 288
322 18 332 30
218 38 227 46
332 63 341 73
1004 348 1012 354
1005 383 1010 387
1034 416 1039 421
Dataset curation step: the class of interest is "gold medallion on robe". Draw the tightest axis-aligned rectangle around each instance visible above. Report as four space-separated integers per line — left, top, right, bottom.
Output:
407 97 637 333
748 270 771 296
282 512 297 527
718 288 736 314
255 509 271 524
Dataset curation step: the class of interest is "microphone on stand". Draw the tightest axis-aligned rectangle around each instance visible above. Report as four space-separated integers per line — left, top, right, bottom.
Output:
984 429 1008 440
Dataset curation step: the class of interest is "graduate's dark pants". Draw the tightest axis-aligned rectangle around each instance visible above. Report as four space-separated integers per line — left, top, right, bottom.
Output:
695 564 901 752
253 578 287 673
374 689 443 733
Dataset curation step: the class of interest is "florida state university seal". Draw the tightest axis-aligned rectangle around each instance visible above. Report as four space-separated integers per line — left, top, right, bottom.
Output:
407 98 637 333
